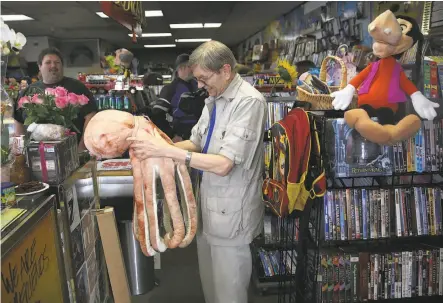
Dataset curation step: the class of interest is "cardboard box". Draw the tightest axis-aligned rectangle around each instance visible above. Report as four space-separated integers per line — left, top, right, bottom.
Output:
96 207 131 303
26 134 80 185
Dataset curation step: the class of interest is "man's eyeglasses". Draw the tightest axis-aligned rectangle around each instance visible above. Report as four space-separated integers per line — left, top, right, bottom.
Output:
195 71 216 86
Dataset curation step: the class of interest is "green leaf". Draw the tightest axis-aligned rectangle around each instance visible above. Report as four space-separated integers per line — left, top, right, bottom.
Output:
24 116 37 126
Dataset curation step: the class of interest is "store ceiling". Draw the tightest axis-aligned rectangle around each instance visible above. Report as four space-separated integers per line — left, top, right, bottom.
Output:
1 1 303 50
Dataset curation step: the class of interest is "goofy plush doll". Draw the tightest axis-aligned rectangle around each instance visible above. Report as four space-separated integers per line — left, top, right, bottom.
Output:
331 8 439 145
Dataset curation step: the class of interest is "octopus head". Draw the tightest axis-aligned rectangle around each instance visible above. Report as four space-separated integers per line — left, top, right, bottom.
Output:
84 110 137 159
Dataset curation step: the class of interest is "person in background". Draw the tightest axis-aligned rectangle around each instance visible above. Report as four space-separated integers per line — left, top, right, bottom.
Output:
158 54 198 142
129 40 267 303
140 72 174 138
13 47 97 151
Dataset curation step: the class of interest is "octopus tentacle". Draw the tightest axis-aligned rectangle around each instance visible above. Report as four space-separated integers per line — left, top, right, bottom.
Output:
142 159 167 253
130 151 156 256
160 159 185 248
176 163 197 248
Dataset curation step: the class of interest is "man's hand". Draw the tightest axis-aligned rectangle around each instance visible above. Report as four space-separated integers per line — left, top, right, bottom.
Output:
127 128 172 161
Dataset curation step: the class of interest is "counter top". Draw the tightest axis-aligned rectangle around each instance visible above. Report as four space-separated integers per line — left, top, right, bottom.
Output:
1 194 55 248
72 159 133 179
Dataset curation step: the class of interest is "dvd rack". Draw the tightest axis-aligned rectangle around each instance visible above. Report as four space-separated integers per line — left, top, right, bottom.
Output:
253 95 298 296
273 112 325 303
311 111 443 303
253 98 323 299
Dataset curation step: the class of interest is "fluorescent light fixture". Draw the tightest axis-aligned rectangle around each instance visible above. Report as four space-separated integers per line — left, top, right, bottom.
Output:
1 14 33 21
128 33 172 37
144 44 176 48
204 23 222 28
145 10 163 17
175 38 211 43
162 75 172 79
170 23 203 29
96 12 109 18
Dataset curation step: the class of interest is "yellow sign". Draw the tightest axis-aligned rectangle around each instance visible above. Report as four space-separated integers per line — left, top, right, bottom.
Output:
114 1 144 24
1 210 64 303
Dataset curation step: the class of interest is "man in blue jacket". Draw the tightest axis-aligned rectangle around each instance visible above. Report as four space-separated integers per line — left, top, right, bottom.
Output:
158 54 198 142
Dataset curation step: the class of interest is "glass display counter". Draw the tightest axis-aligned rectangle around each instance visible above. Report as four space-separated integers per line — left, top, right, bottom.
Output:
1 194 70 302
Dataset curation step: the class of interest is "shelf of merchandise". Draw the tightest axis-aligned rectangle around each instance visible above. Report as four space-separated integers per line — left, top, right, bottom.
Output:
311 112 443 303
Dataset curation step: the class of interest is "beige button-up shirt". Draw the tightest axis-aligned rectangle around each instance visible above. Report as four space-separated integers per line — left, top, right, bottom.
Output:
190 73 267 246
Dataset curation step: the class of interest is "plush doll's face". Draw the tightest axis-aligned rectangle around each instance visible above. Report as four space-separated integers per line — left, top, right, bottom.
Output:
368 10 414 58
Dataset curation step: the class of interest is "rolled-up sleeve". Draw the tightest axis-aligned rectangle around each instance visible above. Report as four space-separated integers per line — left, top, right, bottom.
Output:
219 97 267 170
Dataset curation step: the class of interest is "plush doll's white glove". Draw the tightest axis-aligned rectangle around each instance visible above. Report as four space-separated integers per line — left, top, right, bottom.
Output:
411 91 440 121
331 84 356 111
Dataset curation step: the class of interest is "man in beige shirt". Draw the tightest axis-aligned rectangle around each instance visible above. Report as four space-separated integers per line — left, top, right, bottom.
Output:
130 40 267 303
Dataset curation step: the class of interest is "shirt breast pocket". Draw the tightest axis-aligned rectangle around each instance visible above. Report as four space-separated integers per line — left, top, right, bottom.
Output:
198 121 208 146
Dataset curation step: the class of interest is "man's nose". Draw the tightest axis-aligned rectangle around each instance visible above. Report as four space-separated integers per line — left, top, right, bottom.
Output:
197 81 205 89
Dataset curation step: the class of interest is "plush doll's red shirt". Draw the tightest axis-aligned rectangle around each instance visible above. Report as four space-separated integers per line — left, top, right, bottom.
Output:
349 56 418 111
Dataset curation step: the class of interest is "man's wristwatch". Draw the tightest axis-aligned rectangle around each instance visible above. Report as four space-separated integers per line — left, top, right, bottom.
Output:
185 151 192 167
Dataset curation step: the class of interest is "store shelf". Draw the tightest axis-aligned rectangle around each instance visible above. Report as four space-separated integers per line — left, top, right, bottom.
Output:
253 238 299 251
321 235 443 252
366 296 443 303
326 171 443 190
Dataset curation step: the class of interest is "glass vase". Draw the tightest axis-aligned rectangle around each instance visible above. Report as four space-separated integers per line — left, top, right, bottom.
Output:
1 55 15 182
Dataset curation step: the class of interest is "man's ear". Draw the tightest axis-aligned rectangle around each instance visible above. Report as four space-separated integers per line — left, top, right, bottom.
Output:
222 64 232 80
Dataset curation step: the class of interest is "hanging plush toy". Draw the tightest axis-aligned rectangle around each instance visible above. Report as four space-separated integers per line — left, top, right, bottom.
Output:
331 8 440 145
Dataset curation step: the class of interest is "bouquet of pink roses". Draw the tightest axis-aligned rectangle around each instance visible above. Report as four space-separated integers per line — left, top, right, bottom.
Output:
18 86 89 133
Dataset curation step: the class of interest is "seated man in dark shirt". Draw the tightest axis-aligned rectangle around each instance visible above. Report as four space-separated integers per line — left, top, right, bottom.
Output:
14 47 97 151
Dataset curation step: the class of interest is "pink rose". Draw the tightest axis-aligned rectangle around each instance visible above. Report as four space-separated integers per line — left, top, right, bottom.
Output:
18 96 30 108
54 86 68 98
77 94 89 105
55 96 69 109
31 94 44 104
45 88 56 95
67 93 79 105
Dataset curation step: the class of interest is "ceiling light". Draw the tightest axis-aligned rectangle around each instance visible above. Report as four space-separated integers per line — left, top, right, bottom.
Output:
1 14 33 21
144 44 176 48
145 10 163 17
162 75 172 79
204 23 222 28
175 39 211 43
170 23 203 29
96 12 109 18
128 33 172 37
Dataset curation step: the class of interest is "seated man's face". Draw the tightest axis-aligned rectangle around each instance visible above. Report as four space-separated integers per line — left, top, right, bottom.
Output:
40 54 63 84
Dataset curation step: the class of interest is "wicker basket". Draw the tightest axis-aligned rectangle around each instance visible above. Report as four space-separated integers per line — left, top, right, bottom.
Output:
296 55 358 110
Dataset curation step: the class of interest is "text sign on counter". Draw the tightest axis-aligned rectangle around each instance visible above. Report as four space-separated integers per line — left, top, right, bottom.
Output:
97 159 132 171
1 210 64 303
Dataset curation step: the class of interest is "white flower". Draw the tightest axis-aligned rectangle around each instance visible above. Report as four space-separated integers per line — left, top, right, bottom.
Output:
1 46 10 56
0 21 12 44
0 20 27 55
12 32 26 51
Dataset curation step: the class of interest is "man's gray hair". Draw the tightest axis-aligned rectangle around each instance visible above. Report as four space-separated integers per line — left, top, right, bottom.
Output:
189 40 237 73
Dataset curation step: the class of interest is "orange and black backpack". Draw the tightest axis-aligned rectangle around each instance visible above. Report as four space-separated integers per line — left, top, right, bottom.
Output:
262 108 326 217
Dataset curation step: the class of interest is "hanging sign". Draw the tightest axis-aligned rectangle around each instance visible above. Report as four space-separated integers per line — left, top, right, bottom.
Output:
100 1 145 41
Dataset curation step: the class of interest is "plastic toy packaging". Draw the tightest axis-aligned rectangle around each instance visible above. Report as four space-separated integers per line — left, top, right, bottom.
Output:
336 44 358 84
297 67 320 85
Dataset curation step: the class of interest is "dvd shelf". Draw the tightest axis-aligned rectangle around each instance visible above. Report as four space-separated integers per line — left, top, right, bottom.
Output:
313 113 443 303
323 188 442 242
317 249 443 302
